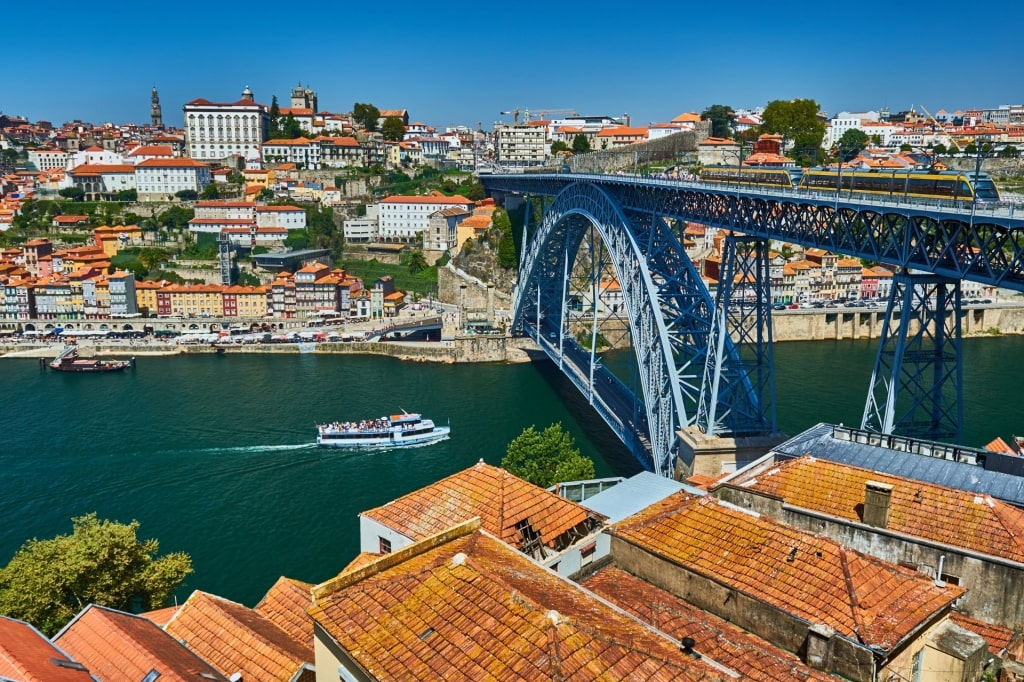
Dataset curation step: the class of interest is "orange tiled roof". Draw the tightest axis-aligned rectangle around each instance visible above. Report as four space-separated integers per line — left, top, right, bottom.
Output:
310 525 731 681
165 590 313 681
583 567 841 681
985 437 1017 454
126 145 174 156
139 604 179 627
380 194 473 205
727 455 1024 563
360 461 601 551
254 577 314 646
0 615 95 682
54 604 227 682
611 492 962 651
70 163 135 174
949 612 1016 656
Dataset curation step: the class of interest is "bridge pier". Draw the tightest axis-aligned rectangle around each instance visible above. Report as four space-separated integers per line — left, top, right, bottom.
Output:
675 426 788 480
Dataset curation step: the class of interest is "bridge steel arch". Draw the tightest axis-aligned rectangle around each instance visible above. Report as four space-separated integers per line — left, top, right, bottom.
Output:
511 181 758 476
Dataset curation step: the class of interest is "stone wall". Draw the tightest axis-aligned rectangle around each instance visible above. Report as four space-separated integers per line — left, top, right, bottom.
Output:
567 124 709 174
772 306 1024 341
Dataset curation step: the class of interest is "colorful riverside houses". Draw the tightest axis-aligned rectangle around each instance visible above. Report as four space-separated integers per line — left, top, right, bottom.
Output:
0 615 94 682
53 605 227 681
358 460 605 577
309 520 738 682
605 491 978 682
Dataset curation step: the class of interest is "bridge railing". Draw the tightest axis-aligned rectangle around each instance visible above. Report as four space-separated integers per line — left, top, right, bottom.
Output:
508 172 1024 221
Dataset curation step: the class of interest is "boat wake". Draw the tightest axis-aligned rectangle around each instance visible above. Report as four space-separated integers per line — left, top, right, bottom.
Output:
155 442 319 458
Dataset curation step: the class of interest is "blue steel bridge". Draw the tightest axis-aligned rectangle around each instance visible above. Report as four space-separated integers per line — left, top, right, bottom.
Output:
480 172 1024 478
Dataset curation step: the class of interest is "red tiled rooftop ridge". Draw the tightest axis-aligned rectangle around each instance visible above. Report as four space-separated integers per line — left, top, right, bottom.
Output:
360 460 601 550
610 492 962 651
310 526 733 681
727 455 1024 562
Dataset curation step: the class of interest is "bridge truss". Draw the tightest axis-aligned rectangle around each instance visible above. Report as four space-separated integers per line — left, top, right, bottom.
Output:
487 173 1024 476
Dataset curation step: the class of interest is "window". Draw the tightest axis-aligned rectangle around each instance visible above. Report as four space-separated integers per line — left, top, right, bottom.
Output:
379 536 391 553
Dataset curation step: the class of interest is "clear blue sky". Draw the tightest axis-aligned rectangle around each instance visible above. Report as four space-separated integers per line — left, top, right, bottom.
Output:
5 2 1022 131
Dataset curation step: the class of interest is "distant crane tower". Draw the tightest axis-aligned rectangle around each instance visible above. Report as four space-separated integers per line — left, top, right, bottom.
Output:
218 230 233 285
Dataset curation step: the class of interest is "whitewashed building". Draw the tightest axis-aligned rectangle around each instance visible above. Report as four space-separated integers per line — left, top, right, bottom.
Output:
256 205 306 230
183 86 269 161
68 164 136 200
135 158 211 200
377 194 475 242
261 138 320 167
27 149 70 172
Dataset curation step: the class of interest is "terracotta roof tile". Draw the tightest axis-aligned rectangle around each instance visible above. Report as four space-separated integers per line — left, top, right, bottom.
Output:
361 461 602 553
54 605 227 681
583 567 842 681
310 526 732 681
610 492 962 651
165 590 313 681
0 616 94 682
729 455 1024 562
949 612 1017 655
254 577 314 645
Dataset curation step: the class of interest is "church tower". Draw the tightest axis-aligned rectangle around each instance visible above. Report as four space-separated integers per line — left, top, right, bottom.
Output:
150 86 163 128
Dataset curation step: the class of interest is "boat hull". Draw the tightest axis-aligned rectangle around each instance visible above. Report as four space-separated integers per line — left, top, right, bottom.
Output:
317 425 450 448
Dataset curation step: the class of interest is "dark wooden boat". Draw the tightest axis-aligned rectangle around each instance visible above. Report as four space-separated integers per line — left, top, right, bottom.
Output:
47 346 134 373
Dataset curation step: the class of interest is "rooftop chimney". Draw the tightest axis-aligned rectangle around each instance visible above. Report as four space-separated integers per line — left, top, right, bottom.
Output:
863 480 893 528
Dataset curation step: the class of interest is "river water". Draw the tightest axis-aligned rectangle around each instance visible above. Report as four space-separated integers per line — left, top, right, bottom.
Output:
1 336 1021 606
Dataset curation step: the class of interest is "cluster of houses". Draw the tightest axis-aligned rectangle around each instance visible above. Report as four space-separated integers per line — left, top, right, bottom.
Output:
0 231 424 321
6 423 1024 680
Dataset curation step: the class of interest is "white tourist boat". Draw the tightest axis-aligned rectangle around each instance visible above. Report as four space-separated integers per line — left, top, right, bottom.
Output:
316 411 450 448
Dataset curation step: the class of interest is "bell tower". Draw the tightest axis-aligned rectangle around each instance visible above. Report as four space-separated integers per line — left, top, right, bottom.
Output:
150 86 163 129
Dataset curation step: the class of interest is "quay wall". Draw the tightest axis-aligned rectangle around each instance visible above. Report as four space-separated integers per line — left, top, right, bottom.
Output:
772 306 1024 341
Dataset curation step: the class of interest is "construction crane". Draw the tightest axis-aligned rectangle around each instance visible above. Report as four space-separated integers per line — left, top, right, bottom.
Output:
500 108 578 125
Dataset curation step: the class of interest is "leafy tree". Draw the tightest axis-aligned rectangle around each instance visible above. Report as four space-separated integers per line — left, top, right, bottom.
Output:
138 247 168 272
947 143 960 155
836 129 869 159
268 96 281 138
700 104 735 138
501 423 595 488
156 205 194 230
200 183 220 200
760 99 825 159
458 176 486 201
870 134 882 145
406 249 428 274
551 140 570 155
493 207 517 268
352 103 381 131
281 113 302 139
0 513 192 636
381 116 406 142
900 143 913 152
999 145 1019 159
933 143 948 155
58 187 85 201
571 134 591 154
114 189 138 202
175 190 198 201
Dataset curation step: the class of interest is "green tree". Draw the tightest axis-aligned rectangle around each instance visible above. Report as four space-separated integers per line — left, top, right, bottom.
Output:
900 143 913 152
352 103 381 131
200 183 220 200
493 207 516 268
999 145 1019 159
138 247 168 273
0 513 192 636
406 249 428 274
268 95 281 138
501 423 595 488
836 129 869 160
281 113 303 139
571 134 591 154
175 189 198 201
114 189 138 202
58 187 85 201
381 116 406 141
700 104 735 138
933 143 948 155
760 99 825 160
551 140 569 155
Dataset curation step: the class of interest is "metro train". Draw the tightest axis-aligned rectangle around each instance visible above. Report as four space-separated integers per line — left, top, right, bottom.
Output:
697 165 1001 204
